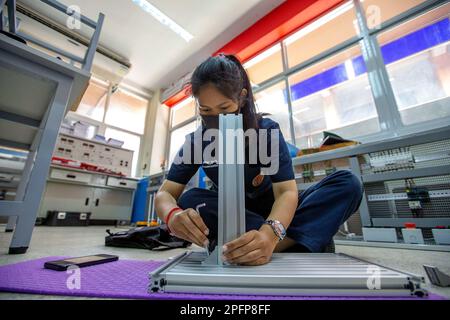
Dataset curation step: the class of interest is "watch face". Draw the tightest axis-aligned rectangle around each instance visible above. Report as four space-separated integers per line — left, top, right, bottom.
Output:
274 223 286 237
269 220 286 240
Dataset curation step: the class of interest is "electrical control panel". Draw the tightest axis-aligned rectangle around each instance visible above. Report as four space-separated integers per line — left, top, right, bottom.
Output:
293 158 355 184
53 134 134 177
363 139 450 219
362 138 450 244
361 141 450 175
366 148 415 173
291 129 450 243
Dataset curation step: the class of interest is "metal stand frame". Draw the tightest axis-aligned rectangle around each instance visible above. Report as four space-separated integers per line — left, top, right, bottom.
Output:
2 0 105 72
150 251 427 297
0 51 73 253
0 0 103 253
149 114 427 297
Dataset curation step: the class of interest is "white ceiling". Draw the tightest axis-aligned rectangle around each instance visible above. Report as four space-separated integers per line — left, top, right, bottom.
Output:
18 0 284 92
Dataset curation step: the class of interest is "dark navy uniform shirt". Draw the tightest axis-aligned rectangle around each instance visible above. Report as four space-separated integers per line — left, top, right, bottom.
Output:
167 118 295 217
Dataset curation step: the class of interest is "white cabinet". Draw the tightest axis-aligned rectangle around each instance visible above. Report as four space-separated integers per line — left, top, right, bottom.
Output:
90 188 134 220
39 182 93 215
39 167 138 222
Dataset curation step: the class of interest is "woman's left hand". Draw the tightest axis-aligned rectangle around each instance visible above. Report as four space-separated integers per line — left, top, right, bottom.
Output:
222 225 279 266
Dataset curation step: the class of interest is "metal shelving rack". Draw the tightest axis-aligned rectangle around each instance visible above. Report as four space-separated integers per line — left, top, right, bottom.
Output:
0 0 104 254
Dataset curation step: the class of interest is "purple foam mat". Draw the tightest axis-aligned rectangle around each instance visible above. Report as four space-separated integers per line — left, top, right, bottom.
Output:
0 256 444 300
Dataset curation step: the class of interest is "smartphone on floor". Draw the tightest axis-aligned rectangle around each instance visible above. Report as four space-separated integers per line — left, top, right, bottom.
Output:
44 254 119 271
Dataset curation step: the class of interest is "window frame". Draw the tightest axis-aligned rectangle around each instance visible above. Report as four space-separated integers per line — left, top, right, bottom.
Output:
162 0 449 160
103 86 149 135
165 97 199 170
250 0 449 146
69 78 150 177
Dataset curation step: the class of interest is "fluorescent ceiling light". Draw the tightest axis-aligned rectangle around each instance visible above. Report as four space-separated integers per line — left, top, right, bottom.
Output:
132 0 194 42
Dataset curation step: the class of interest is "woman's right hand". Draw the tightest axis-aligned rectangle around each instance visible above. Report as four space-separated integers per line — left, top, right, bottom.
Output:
168 208 210 248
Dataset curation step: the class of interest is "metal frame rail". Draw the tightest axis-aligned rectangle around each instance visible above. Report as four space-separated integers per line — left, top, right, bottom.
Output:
150 251 427 297
203 114 246 266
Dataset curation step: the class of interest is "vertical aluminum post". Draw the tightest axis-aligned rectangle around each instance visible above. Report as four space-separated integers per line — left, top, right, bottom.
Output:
7 0 16 33
203 114 246 266
0 0 5 32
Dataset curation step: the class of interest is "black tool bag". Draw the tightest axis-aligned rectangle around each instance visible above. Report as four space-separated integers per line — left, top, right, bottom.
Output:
105 225 191 251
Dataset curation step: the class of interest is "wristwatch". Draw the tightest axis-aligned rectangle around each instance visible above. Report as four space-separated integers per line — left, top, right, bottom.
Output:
263 220 286 241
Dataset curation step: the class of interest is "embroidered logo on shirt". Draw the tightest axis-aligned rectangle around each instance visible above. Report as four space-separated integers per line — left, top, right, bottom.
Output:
252 174 265 187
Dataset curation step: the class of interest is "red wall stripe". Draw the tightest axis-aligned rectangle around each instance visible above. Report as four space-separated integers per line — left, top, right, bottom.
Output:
214 0 345 62
163 87 191 109
163 0 345 107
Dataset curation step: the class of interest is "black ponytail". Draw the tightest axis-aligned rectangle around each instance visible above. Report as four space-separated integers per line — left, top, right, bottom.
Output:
190 54 261 130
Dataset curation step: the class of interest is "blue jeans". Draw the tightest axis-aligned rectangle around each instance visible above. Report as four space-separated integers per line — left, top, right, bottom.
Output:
177 170 363 253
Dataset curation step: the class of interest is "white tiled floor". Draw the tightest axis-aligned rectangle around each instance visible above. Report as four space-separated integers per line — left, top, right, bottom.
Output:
0 225 449 299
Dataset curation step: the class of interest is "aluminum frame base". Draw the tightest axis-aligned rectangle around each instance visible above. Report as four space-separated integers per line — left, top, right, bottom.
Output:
149 251 427 297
